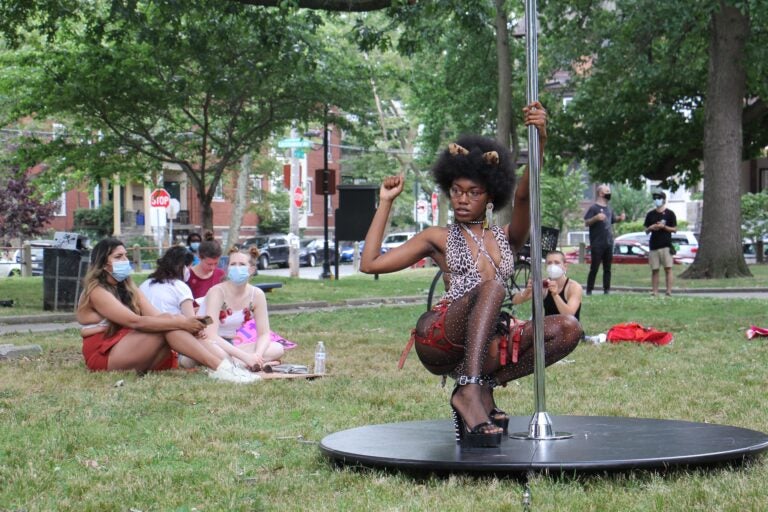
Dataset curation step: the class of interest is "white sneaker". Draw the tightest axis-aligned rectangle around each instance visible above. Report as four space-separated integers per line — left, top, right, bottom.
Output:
208 359 261 384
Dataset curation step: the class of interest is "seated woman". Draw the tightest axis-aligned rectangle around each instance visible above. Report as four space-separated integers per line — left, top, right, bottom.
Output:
199 248 285 370
77 238 258 384
512 250 583 320
186 237 225 300
360 102 583 448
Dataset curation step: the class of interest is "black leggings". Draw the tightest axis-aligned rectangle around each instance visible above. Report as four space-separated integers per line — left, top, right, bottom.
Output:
587 244 613 293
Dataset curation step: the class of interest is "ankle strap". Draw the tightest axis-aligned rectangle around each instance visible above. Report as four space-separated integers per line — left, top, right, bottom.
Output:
456 375 484 386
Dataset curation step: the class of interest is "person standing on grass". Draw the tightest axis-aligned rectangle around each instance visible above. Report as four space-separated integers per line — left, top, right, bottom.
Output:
644 190 677 297
77 238 258 383
186 232 202 266
360 102 583 449
186 237 225 300
583 184 626 295
512 250 583 320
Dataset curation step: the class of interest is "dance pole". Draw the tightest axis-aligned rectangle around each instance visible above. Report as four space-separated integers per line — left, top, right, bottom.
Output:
510 0 571 440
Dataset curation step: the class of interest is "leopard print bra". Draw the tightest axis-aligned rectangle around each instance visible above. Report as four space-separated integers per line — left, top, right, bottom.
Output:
441 223 515 303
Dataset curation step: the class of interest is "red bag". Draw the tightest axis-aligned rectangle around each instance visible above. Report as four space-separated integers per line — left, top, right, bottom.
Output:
606 322 673 346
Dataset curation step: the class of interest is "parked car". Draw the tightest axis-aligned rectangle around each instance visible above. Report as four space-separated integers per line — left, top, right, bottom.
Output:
566 239 682 265
298 238 337 267
381 232 416 252
339 242 360 263
14 240 56 276
616 230 699 263
242 234 290 270
0 257 21 278
743 237 768 264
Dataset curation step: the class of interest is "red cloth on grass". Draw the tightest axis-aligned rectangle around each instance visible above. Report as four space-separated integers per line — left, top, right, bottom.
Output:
606 322 673 346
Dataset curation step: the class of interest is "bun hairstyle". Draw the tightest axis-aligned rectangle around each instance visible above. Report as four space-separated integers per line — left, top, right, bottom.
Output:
431 135 516 210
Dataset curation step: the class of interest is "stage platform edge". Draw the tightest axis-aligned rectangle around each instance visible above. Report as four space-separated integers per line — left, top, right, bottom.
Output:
320 415 768 474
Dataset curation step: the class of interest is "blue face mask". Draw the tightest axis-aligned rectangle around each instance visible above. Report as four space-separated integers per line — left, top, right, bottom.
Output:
190 242 200 252
109 260 133 282
228 265 250 284
654 198 664 207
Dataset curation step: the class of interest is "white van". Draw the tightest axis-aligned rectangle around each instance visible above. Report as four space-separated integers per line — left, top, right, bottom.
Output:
616 231 699 263
382 232 416 252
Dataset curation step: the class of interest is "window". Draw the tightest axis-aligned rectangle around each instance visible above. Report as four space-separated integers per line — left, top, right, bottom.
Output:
55 191 66 216
213 179 224 201
250 174 263 202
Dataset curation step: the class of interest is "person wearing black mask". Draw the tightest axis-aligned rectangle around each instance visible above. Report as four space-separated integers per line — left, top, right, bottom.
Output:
643 190 677 297
583 184 625 295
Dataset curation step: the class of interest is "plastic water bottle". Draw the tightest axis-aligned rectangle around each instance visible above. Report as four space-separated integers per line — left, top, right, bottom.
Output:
314 341 326 375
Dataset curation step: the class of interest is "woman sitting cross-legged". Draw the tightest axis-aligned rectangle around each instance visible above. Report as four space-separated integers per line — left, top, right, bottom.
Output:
199 248 286 371
77 238 259 384
140 245 271 371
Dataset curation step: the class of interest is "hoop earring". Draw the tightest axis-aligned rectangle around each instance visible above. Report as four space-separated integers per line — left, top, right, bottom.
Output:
484 202 494 229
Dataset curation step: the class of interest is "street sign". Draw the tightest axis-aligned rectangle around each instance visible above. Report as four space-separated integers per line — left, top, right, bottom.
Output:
150 188 171 208
416 199 429 224
293 186 304 208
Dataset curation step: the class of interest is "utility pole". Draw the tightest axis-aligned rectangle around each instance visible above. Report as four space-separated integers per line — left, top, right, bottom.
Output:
320 105 332 279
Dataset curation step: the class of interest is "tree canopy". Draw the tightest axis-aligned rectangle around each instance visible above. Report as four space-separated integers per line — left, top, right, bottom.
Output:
1 0 374 230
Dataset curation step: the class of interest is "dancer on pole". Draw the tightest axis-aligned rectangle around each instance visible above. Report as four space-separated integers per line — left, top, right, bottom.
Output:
360 103 582 448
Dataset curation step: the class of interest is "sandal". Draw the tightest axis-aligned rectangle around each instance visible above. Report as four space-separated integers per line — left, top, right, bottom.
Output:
450 376 502 448
484 375 510 434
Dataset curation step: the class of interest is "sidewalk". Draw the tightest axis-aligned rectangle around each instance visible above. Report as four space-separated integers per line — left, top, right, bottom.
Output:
2 287 767 336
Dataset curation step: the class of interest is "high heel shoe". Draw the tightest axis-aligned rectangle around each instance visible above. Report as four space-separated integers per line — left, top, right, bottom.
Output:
484 375 509 434
451 376 502 448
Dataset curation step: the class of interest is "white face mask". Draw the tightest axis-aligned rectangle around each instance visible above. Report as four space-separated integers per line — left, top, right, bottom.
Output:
546 264 565 280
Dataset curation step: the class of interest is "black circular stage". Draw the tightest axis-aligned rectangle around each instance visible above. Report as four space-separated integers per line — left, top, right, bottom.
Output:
320 415 768 474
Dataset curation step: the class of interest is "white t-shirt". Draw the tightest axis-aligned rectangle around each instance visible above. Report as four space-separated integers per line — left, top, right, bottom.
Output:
139 279 194 315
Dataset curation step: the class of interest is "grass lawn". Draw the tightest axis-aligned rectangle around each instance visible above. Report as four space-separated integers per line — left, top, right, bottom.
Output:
2 263 768 316
0 282 767 510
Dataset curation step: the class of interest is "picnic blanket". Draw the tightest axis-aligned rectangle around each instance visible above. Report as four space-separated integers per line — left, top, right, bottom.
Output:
606 322 673 346
745 325 768 340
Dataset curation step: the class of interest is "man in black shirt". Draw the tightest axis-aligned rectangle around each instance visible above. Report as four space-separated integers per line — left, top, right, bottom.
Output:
643 190 677 297
583 184 625 295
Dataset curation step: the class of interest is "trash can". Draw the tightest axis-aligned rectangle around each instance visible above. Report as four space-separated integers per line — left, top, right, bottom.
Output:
43 248 91 311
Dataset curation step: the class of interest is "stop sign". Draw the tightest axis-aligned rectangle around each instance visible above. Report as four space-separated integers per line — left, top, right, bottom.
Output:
293 186 304 208
150 188 171 208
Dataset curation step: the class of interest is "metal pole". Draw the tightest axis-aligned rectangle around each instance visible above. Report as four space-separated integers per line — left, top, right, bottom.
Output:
321 106 331 279
510 0 571 441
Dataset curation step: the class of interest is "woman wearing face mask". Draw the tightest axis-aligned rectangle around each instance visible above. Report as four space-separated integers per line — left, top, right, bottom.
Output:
77 238 259 383
513 250 582 320
199 248 285 370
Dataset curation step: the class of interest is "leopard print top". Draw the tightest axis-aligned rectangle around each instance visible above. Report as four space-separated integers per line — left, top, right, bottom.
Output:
441 223 515 303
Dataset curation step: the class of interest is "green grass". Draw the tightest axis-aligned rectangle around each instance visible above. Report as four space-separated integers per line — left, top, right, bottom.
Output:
2 263 768 316
1 294 767 510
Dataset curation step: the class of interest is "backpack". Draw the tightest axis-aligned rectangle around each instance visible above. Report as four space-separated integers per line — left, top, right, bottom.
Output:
606 322 673 346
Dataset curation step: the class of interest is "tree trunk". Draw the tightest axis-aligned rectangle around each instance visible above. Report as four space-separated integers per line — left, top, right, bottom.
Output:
681 1 750 279
494 0 516 227
199 190 215 234
223 154 251 251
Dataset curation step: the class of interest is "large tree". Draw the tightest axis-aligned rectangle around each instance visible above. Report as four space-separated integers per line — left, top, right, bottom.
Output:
1 1 372 231
542 0 768 278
